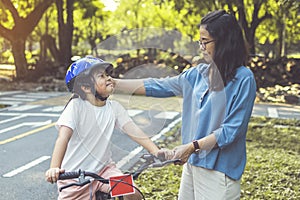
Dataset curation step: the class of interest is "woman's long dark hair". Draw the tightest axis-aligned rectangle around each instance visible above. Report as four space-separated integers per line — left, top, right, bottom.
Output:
200 10 249 90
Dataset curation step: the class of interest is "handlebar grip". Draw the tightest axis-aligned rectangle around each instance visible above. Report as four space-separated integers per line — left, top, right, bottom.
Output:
58 171 80 180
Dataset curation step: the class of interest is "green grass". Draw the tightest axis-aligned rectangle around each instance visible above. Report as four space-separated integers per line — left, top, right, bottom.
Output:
241 117 300 199
135 117 300 199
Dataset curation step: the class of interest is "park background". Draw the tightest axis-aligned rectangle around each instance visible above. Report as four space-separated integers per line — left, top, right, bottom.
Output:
0 0 299 104
0 0 299 199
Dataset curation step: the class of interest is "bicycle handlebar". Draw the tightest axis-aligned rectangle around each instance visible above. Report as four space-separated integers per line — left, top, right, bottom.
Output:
132 154 181 179
58 154 181 192
59 179 92 191
58 171 80 180
58 169 109 192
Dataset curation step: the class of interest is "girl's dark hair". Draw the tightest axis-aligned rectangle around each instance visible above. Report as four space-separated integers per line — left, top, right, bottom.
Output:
200 10 249 90
72 75 94 100
64 74 94 109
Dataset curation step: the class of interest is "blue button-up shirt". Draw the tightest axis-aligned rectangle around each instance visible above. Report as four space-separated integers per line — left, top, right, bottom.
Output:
144 63 256 180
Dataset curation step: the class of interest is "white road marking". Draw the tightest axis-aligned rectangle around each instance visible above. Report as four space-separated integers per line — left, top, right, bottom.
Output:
116 117 181 169
0 91 23 96
0 112 60 117
127 109 143 117
0 101 22 105
154 111 179 119
0 122 55 145
13 94 50 99
0 97 36 102
26 92 67 97
2 156 51 178
150 117 181 141
0 120 52 134
116 146 143 169
8 105 41 111
0 115 27 124
267 107 279 118
42 106 64 112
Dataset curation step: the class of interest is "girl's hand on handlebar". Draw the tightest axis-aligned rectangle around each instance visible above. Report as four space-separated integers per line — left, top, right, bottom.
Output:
45 167 65 184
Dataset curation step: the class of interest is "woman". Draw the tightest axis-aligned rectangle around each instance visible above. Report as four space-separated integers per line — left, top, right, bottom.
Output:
114 10 256 199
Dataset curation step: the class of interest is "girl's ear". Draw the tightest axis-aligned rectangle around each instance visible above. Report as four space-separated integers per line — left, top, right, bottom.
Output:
81 85 91 93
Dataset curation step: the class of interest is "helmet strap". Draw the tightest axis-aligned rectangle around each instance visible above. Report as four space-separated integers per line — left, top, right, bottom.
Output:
91 86 109 101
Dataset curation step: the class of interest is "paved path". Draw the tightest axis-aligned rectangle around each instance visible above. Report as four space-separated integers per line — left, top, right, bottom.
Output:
1 91 300 119
114 94 300 120
0 91 182 200
252 102 300 119
0 91 299 199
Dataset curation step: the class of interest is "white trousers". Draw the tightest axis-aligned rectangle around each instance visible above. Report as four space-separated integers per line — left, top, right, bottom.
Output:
178 163 241 200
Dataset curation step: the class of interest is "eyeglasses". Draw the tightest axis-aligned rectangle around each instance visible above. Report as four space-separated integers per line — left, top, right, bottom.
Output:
197 40 215 49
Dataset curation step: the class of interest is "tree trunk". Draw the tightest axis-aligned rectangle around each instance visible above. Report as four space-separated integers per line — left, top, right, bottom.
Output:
235 0 271 56
245 28 256 55
40 34 61 62
11 39 27 80
56 0 74 66
279 13 286 57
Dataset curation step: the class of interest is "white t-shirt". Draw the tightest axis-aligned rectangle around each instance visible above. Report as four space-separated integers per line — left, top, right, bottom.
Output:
56 98 132 172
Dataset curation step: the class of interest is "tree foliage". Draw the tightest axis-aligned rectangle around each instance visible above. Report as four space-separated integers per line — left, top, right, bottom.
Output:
0 0 54 79
256 0 300 58
72 0 110 56
0 0 299 81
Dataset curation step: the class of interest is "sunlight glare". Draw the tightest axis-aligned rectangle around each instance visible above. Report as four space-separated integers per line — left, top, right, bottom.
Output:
101 0 119 11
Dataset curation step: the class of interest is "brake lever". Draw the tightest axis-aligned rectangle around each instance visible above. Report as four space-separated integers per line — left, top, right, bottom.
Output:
78 170 86 183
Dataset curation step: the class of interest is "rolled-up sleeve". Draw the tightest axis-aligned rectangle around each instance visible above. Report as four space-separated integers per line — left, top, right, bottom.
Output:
214 76 256 148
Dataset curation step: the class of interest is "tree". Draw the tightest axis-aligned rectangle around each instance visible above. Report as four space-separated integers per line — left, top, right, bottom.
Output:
35 0 74 69
72 0 110 56
265 0 300 57
108 0 198 57
170 0 273 55
190 0 274 55
56 0 74 65
0 0 54 80
228 0 272 54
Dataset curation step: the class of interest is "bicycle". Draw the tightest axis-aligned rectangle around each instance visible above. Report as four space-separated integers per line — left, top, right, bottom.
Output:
58 154 181 200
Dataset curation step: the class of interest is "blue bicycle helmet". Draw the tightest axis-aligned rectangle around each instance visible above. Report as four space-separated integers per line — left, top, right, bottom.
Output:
65 56 113 92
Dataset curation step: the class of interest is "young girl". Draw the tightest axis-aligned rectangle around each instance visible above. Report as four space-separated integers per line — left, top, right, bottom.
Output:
45 56 163 200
